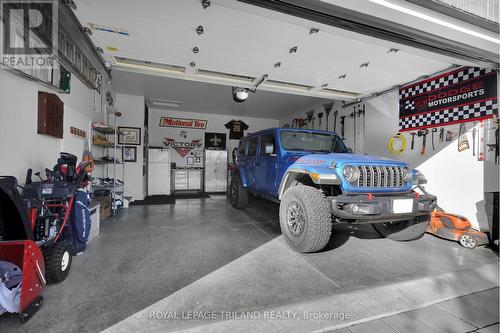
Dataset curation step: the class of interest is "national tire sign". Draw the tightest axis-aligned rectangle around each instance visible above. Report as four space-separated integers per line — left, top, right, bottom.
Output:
399 67 498 132
159 117 207 129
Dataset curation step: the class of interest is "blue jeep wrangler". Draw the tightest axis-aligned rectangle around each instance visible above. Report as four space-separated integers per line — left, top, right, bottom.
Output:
230 128 436 253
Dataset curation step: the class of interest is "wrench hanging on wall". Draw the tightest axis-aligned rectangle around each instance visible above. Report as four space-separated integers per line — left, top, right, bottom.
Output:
358 105 366 154
318 112 323 130
431 128 438 150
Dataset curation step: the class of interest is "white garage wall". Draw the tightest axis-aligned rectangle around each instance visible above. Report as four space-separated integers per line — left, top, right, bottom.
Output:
115 93 145 201
279 90 498 230
0 69 103 184
148 108 279 167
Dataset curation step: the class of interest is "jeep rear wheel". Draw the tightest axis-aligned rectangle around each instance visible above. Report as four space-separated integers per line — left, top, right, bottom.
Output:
230 175 249 209
372 217 429 241
279 185 332 253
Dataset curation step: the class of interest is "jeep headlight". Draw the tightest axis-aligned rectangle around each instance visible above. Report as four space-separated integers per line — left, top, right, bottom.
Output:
412 170 427 185
401 167 411 182
343 165 360 182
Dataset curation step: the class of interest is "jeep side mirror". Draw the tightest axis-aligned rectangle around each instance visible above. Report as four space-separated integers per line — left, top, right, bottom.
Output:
265 144 274 154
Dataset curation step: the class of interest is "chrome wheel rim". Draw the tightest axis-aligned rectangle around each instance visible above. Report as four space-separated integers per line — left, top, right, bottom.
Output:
286 201 305 237
459 235 476 248
61 251 70 271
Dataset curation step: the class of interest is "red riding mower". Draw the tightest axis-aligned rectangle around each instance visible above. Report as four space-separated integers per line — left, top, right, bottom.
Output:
0 153 91 322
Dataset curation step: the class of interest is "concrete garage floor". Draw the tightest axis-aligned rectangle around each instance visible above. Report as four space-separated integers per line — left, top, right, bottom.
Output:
0 195 498 332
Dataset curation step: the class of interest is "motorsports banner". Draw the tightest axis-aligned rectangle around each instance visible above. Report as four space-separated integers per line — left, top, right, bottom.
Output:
399 67 498 132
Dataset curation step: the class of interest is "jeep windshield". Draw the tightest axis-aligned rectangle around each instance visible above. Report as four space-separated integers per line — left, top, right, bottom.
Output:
279 130 348 153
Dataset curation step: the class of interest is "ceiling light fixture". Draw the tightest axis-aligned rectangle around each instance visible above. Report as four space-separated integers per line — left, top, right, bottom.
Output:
193 46 199 54
360 62 370 68
289 46 298 53
189 62 196 67
232 74 268 103
274 61 281 68
309 28 319 34
387 48 400 53
196 25 204 35
370 0 500 44
321 83 328 88
338 74 346 79
148 99 183 109
201 0 211 9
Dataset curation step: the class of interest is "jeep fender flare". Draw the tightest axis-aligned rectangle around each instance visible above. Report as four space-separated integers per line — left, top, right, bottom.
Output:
233 168 251 188
278 167 341 200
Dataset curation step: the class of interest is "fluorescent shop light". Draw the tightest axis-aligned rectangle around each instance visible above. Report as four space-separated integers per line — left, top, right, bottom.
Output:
370 0 500 44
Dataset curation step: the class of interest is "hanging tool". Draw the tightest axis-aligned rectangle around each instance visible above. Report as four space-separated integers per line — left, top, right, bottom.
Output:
333 110 339 133
318 112 323 130
291 118 298 128
418 129 429 155
431 128 438 150
477 121 485 161
439 127 444 142
387 133 407 154
409 132 417 150
323 102 333 131
306 110 315 129
299 118 306 128
349 107 357 152
359 105 366 154
340 116 346 139
472 124 477 156
458 123 469 152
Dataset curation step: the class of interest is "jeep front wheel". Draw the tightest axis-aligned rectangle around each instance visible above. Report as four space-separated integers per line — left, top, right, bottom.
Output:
230 175 249 209
372 217 429 241
279 185 332 253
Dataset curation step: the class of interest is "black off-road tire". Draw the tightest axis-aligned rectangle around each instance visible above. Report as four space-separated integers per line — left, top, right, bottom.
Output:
372 217 429 241
230 175 249 209
279 185 332 252
42 240 72 284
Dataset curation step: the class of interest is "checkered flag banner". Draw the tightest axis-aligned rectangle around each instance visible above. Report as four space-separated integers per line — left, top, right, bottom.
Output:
399 67 498 132
400 100 498 131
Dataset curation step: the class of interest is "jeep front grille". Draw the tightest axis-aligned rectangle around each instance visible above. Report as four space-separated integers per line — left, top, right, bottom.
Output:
354 166 406 188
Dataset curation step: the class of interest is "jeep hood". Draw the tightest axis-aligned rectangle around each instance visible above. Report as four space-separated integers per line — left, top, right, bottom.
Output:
293 153 407 167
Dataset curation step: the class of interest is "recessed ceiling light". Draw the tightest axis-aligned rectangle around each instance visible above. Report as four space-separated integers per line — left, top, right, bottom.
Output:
309 28 319 34
196 25 204 35
274 61 281 68
387 48 400 53
360 62 370 68
370 0 500 44
193 47 199 54
289 46 298 53
338 74 346 79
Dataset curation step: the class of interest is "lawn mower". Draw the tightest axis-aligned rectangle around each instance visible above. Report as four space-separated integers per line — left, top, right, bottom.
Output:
0 153 91 322
427 209 489 249
413 185 488 249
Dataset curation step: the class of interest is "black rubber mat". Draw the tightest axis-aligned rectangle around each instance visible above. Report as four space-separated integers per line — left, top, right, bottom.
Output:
130 195 175 205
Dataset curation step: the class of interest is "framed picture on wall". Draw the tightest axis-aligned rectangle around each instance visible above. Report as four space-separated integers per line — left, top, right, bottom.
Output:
123 146 137 162
118 127 141 145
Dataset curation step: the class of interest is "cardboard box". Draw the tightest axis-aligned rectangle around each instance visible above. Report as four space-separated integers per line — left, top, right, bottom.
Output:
92 196 112 220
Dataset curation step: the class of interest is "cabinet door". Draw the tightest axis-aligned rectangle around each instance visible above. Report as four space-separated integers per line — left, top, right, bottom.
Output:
204 152 218 192
215 151 228 192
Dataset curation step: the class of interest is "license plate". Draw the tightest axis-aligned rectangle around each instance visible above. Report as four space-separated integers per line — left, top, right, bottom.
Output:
42 187 53 195
392 199 413 214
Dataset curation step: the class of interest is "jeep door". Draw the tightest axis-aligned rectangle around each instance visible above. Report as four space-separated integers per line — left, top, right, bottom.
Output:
238 136 258 189
255 133 279 195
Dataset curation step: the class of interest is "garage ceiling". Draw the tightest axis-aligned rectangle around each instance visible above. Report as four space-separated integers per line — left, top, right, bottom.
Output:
72 0 468 101
112 70 327 119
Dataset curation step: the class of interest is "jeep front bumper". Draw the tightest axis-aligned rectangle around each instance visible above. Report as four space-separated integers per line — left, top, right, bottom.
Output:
328 192 436 224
